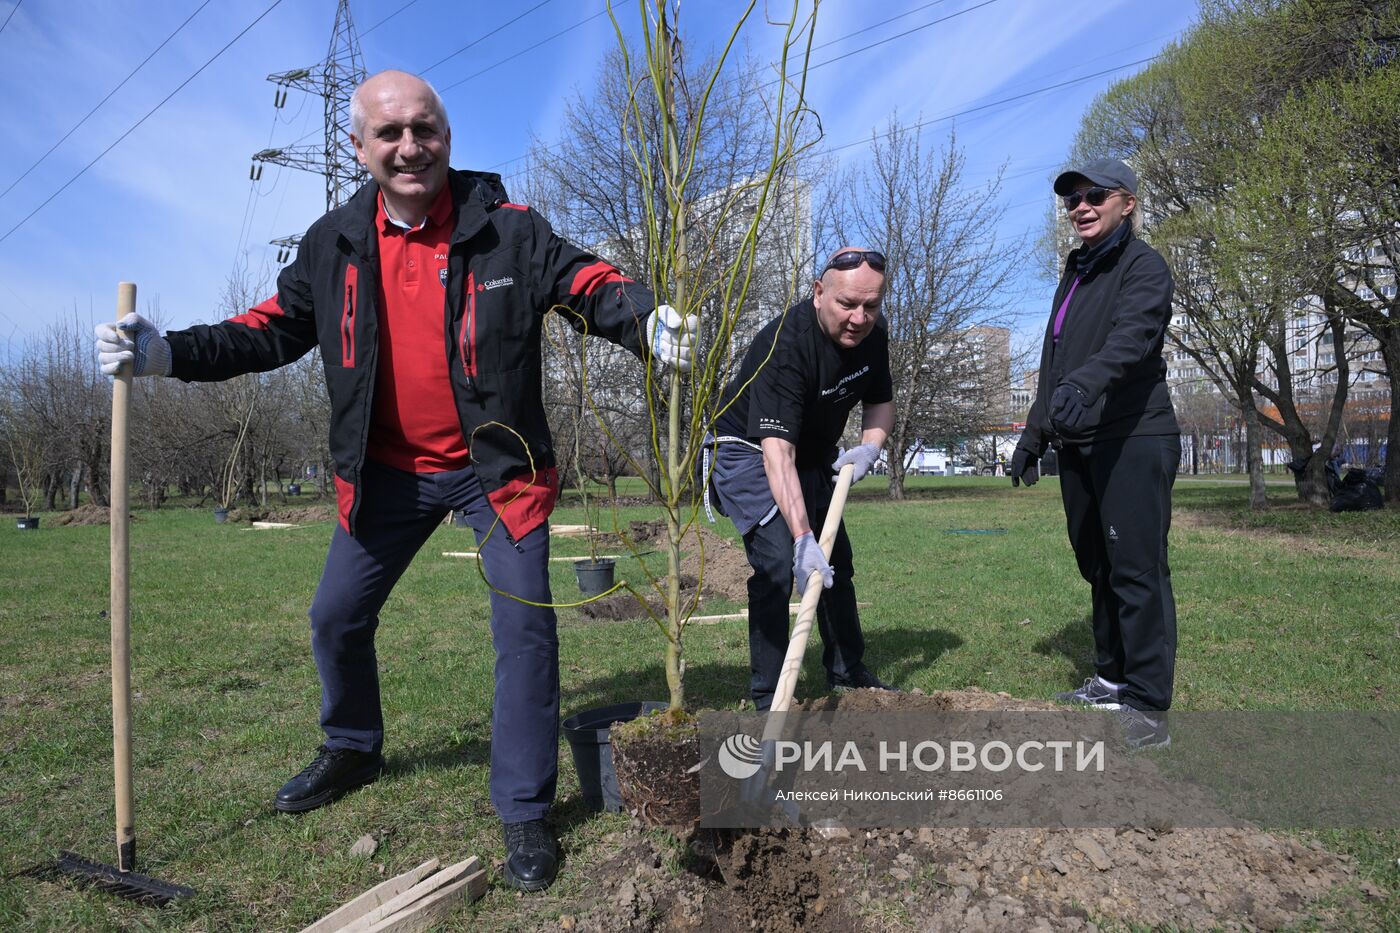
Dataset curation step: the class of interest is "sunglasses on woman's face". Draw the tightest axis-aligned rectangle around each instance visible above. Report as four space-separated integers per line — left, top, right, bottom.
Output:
823 250 887 274
1062 186 1122 211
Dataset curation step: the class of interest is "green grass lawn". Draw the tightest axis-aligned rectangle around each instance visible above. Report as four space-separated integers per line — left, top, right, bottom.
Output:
1 476 1396 929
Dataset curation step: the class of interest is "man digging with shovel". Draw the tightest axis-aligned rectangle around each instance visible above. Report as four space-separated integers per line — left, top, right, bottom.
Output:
94 69 694 893
703 248 898 711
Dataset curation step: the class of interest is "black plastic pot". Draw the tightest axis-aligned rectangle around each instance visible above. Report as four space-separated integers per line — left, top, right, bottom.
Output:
213 507 229 523
16 515 39 530
287 483 301 496
562 701 667 812
574 558 616 596
453 510 471 528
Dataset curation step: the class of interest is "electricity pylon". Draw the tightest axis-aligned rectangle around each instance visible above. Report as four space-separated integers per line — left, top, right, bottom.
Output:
250 0 366 262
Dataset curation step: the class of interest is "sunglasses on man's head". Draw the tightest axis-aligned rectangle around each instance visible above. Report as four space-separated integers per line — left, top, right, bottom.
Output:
823 250 887 274
1062 186 1123 211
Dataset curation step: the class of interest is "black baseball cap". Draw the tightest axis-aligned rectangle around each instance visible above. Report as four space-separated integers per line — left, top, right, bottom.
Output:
1053 158 1138 196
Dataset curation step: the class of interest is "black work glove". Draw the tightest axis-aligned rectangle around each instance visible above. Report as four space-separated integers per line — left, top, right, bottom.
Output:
1049 382 1092 434
1010 446 1039 488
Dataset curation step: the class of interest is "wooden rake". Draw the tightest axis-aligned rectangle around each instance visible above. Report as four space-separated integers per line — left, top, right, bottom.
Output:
35 283 194 905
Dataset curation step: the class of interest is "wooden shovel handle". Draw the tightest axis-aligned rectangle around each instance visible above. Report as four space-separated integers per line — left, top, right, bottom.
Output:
111 282 135 871
767 462 855 721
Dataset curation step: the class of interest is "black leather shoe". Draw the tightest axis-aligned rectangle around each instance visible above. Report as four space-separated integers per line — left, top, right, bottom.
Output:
274 745 384 813
502 819 558 893
828 665 899 692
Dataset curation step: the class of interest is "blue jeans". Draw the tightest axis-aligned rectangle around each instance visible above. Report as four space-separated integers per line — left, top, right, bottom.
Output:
741 467 865 710
308 460 558 823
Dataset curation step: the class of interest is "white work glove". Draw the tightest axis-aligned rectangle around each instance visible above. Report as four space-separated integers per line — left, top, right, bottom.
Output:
792 531 834 596
646 304 697 373
832 442 881 484
95 312 171 377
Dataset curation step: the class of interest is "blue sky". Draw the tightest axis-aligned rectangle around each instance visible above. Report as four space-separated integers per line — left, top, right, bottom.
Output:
0 0 1200 351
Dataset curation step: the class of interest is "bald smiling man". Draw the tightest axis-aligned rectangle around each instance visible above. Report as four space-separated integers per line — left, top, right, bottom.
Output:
703 248 900 711
96 70 697 893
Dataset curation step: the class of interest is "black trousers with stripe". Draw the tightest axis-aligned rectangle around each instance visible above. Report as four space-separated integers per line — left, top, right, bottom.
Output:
1057 434 1180 711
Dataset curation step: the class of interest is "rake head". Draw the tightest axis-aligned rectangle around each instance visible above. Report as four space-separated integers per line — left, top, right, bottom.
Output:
27 851 195 907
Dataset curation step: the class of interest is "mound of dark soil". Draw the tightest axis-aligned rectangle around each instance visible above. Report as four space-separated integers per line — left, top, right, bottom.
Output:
579 575 707 622
546 689 1378 932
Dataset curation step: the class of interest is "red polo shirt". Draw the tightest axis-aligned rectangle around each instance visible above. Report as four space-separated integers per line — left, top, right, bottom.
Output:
368 185 471 472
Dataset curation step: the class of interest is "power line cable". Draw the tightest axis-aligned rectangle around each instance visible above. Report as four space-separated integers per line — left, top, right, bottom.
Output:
0 0 21 37
232 104 291 271
360 0 421 38
438 8 610 93
0 0 287 248
0 0 215 203
798 0 1003 79
488 0 1008 178
820 55 1159 156
498 52 1163 187
276 0 583 151
419 0 555 75
809 0 954 53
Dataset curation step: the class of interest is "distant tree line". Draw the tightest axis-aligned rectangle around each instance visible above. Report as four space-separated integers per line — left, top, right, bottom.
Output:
1 283 332 516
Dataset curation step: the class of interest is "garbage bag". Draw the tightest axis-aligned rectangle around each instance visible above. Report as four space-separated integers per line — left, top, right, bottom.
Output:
1329 469 1384 512
1288 454 1342 496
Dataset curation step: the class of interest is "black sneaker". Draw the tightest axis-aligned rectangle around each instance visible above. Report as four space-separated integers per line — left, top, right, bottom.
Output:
827 665 898 692
274 745 384 813
1054 677 1123 709
502 819 558 893
1117 707 1170 751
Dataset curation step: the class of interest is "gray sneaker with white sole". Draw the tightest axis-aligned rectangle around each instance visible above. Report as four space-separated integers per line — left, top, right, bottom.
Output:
1054 676 1122 709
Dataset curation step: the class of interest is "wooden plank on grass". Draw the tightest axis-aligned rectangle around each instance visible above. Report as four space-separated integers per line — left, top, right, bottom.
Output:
363 868 487 933
688 602 871 625
296 858 440 933
550 524 594 536
251 521 299 529
337 857 479 933
689 610 748 624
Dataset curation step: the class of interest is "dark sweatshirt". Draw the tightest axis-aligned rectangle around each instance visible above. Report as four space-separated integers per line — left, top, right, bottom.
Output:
1022 228 1180 453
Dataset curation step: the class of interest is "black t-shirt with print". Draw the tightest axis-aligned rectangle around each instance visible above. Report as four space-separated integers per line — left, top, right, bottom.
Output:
715 298 893 468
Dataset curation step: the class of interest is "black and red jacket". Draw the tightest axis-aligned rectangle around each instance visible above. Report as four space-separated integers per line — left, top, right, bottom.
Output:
165 169 655 538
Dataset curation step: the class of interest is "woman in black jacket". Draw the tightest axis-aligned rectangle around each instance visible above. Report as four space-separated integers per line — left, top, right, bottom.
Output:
1011 158 1180 749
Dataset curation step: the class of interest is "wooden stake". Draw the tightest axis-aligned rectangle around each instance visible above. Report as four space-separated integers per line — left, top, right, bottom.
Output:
297 859 440 933
363 867 487 933
336 857 480 933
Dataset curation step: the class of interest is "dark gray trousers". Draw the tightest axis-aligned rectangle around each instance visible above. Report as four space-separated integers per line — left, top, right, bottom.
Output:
742 467 865 711
308 460 558 823
1057 434 1179 711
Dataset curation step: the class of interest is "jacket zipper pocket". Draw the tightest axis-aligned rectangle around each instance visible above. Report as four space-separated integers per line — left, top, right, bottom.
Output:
459 271 477 391
340 265 359 368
